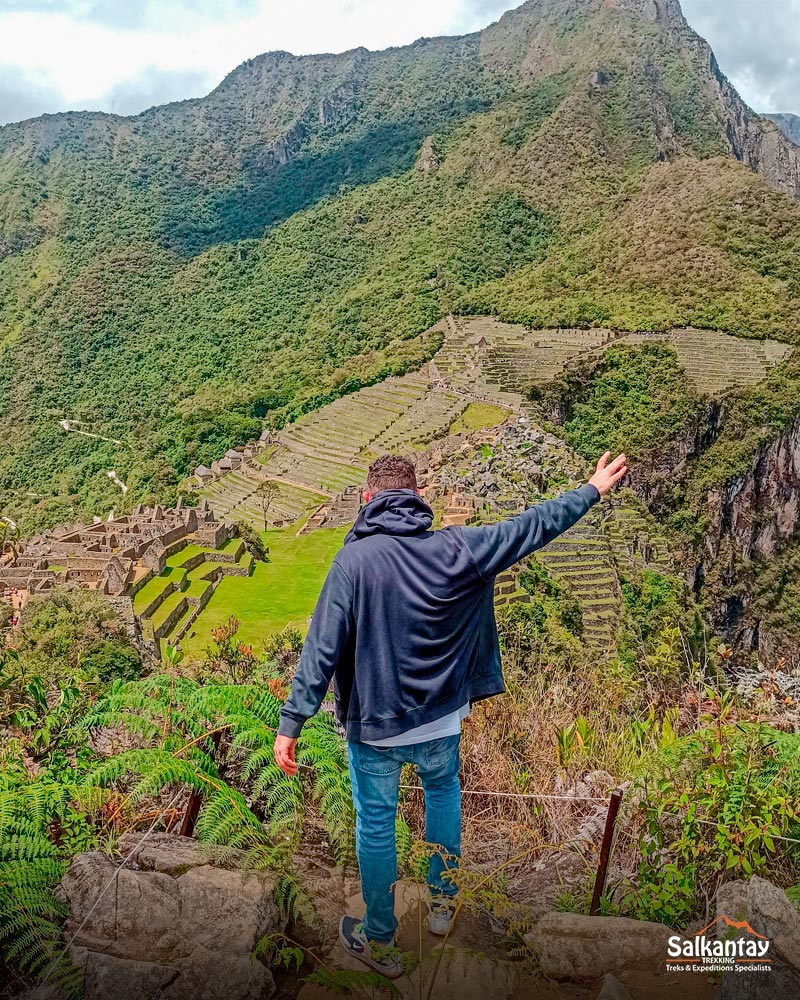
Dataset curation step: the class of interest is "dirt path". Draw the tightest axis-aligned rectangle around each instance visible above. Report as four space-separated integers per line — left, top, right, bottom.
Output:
58 419 123 445
107 470 128 494
294 878 719 1000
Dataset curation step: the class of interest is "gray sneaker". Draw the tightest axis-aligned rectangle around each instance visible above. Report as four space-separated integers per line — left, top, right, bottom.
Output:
338 915 404 979
426 897 457 936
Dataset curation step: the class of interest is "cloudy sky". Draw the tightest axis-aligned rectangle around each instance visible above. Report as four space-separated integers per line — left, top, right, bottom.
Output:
0 0 797 126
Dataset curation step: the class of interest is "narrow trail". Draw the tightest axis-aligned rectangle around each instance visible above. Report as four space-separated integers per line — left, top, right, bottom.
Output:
107 470 128 494
58 419 123 445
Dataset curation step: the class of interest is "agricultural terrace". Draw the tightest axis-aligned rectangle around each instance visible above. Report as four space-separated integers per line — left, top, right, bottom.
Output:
179 524 348 658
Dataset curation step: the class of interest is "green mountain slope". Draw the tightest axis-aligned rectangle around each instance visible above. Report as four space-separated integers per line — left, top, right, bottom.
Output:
2 0 800 532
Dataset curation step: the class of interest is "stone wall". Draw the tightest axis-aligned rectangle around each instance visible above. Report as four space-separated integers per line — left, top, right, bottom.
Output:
136 581 177 620
60 833 285 1000
195 521 231 548
153 596 189 640
205 542 244 564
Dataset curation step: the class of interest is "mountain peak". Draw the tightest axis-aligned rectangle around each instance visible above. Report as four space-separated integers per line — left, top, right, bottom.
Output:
766 112 800 146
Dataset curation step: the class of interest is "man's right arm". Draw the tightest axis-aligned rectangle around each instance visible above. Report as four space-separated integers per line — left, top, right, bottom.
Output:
461 483 600 580
277 559 354 739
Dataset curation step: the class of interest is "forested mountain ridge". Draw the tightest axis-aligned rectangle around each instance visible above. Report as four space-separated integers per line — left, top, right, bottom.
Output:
2 0 800 533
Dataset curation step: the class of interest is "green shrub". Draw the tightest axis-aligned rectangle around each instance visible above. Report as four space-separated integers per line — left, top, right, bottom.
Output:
624 713 800 926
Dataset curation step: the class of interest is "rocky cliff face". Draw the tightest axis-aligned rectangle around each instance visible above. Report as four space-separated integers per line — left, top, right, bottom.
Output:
697 416 800 661
626 401 724 510
479 0 800 201
617 0 800 200
703 416 800 567
707 58 800 202
622 405 800 661
766 113 800 146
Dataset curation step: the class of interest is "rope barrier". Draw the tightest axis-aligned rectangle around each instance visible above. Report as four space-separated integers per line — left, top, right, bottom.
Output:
34 746 800 998
658 810 800 849
400 783 608 803
34 788 185 998
298 761 800 843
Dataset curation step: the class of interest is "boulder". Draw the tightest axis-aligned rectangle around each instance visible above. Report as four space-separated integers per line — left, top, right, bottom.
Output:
716 876 800 998
525 913 673 982
596 975 633 1000
748 876 800 969
716 876 800 966
121 831 219 875
718 957 800 1000
60 834 286 1000
71 949 180 998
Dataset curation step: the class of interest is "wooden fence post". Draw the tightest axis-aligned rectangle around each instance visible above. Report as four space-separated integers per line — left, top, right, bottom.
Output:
180 730 222 838
589 787 623 916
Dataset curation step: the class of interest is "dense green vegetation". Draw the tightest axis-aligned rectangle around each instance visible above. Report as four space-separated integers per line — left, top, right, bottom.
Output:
4 0 800 992
498 558 584 667
4 0 800 533
4 509 800 994
0 597 353 994
687 354 800 497
532 343 705 460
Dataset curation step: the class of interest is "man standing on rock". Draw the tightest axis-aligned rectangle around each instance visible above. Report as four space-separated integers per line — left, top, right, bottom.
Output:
274 450 627 977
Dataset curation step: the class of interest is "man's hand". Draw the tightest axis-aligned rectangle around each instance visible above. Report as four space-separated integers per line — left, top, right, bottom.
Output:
588 452 628 496
273 735 299 776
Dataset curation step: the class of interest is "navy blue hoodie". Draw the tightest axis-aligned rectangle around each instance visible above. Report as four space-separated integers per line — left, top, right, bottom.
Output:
278 484 600 742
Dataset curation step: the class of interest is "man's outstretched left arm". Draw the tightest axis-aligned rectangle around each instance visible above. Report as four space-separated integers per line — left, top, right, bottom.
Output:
274 559 353 775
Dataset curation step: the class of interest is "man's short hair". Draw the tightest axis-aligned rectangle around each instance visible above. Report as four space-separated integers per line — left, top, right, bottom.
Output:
367 454 417 494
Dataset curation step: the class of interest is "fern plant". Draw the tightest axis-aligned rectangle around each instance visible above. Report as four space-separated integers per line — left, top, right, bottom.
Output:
0 764 94 999
0 671 355 993
85 676 355 865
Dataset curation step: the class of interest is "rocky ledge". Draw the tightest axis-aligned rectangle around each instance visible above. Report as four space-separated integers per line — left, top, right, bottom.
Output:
58 833 286 1000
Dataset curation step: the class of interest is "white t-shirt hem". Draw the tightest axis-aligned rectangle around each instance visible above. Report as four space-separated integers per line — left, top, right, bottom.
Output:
362 701 471 747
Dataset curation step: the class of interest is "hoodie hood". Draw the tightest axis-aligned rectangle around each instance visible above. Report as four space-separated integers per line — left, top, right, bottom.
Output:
344 489 434 544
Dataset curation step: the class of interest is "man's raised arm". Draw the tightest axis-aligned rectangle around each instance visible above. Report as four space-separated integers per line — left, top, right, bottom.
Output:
460 452 628 581
274 558 354 775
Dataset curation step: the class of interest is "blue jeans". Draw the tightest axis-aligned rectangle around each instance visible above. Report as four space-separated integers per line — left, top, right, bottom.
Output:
347 734 462 943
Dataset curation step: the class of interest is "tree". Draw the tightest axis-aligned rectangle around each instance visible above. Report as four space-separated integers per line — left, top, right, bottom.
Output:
235 521 269 563
257 481 280 531
205 616 258 683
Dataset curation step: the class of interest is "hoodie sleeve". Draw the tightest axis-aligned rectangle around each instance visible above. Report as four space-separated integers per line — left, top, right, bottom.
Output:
278 559 354 738
460 483 601 581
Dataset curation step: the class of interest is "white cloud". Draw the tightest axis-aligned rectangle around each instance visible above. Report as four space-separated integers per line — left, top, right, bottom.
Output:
681 0 800 114
0 0 507 123
0 0 796 126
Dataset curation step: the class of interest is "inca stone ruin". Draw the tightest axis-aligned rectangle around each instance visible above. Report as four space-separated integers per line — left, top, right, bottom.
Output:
2 316 792 659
